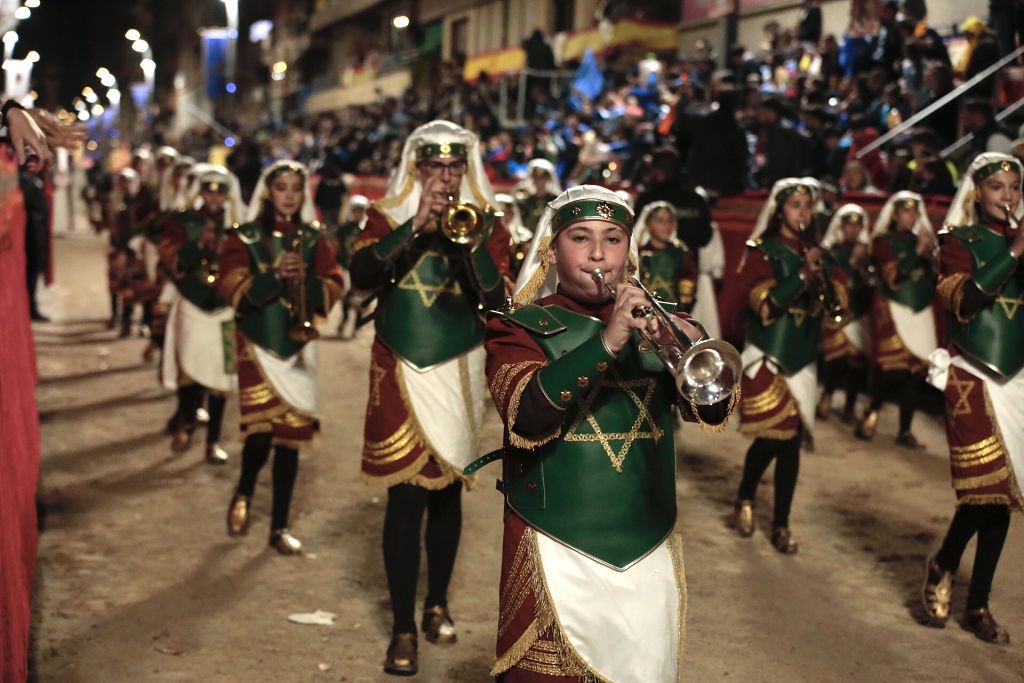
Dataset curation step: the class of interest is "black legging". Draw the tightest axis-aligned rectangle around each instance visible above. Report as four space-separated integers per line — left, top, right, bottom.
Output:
737 432 801 528
236 432 300 531
823 358 866 415
383 482 463 634
935 504 1011 610
867 369 920 433
175 386 227 444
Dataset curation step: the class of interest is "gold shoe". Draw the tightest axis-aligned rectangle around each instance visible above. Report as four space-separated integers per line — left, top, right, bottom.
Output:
383 632 417 676
855 410 878 440
921 556 953 624
226 494 251 536
422 605 457 644
816 392 832 420
734 500 755 538
770 527 799 554
205 443 229 465
895 431 925 449
965 607 1010 645
171 428 192 453
269 528 303 555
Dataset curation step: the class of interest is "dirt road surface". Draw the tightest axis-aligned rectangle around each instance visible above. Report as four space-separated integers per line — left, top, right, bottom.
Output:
30 233 1024 682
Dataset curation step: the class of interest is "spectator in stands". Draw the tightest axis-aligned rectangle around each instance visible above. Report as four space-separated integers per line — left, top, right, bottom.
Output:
847 113 889 189
755 96 813 186
959 17 1002 99
989 0 1024 57
909 155 957 195
674 85 748 195
921 61 959 145
962 98 1015 156
314 156 347 229
796 0 823 44
634 147 713 252
878 82 912 130
870 0 904 76
841 160 882 194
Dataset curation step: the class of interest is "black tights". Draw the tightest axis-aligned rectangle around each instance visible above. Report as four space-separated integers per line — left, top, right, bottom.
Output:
235 432 299 530
868 369 920 433
175 385 227 443
935 504 1011 610
823 358 866 414
737 433 801 528
383 482 463 634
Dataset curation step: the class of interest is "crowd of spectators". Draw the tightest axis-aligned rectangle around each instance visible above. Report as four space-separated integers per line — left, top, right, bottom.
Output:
165 0 1023 205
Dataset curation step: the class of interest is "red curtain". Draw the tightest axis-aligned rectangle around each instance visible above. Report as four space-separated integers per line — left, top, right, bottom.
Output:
0 143 39 683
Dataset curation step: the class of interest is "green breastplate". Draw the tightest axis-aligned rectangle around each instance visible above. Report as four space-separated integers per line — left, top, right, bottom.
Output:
879 232 935 311
518 194 554 232
174 212 228 312
236 223 319 358
375 232 486 368
504 306 677 570
640 243 686 304
949 225 1024 377
830 244 872 319
745 240 823 375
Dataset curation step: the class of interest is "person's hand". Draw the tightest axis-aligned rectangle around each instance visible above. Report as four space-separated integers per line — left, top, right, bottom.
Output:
198 220 218 250
801 245 824 280
915 229 935 256
851 242 868 267
1010 227 1024 259
412 176 448 233
276 252 302 282
601 281 660 355
7 107 50 165
28 109 86 151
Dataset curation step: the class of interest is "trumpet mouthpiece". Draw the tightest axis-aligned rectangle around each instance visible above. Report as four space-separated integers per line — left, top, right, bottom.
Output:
590 268 605 282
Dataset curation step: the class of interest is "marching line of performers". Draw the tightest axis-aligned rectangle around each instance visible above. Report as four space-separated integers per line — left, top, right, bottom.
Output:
93 126 1023 680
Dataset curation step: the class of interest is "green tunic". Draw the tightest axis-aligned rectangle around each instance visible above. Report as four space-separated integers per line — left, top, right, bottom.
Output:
171 211 229 312
877 231 936 312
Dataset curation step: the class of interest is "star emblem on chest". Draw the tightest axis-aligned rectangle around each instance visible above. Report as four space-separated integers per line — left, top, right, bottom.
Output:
397 250 462 307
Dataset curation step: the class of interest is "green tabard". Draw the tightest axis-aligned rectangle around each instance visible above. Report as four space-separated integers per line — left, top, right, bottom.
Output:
640 242 689 305
745 239 824 375
234 222 323 358
500 305 678 570
172 211 228 312
829 243 872 319
517 193 555 232
374 216 496 368
947 225 1024 377
878 232 935 312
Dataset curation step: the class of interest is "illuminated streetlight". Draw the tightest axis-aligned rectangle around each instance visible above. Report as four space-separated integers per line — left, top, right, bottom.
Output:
25 50 38 63
107 88 120 106
25 0 40 8
96 67 109 79
13 7 30 20
392 15 410 29
125 29 140 41
132 39 149 53
140 57 156 74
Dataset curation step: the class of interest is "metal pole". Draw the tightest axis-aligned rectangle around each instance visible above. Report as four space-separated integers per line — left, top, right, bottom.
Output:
940 96 1024 158
856 44 1024 159
517 69 527 126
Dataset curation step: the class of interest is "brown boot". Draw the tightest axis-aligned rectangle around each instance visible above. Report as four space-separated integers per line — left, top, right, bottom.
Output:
965 608 1010 644
171 428 192 453
422 605 457 644
770 527 799 554
268 528 303 555
226 494 251 536
734 500 755 538
384 633 417 676
920 556 953 624
855 410 878 440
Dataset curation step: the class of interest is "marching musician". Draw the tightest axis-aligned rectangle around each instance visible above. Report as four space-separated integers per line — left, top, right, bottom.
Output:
327 193 368 339
923 152 1024 644
817 204 874 423
513 158 561 233
634 200 698 311
217 160 344 554
732 178 850 553
157 167 244 461
483 185 734 682
855 191 938 447
349 120 510 676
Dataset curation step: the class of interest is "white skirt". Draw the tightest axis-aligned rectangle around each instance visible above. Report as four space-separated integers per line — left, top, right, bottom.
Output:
162 293 237 393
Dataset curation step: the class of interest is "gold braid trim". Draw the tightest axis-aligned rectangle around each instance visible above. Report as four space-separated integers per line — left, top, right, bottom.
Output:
507 370 562 450
359 450 432 489
669 532 687 673
221 268 251 309
687 384 740 434
491 620 543 676
513 236 552 306
937 273 971 323
352 236 380 253
490 360 544 410
958 494 1013 506
953 469 1010 489
749 279 776 326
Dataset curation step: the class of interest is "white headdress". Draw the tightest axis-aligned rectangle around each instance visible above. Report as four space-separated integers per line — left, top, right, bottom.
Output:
943 152 1023 228
155 146 179 162
159 156 196 212
634 200 677 248
800 176 827 213
872 190 932 237
750 177 814 240
245 160 317 224
513 185 637 306
513 158 562 196
821 203 870 248
373 120 496 227
495 192 531 243
188 165 246 228
115 167 140 198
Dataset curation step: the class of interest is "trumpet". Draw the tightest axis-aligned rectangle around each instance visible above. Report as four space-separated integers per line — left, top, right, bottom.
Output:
591 268 741 406
798 224 848 327
1004 203 1021 230
284 220 320 343
198 217 223 285
440 194 485 247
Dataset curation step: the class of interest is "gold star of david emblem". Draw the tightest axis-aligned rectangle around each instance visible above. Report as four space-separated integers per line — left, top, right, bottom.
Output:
563 371 663 473
995 295 1024 320
647 274 674 299
397 250 462 307
789 307 806 327
910 267 924 282
947 370 974 417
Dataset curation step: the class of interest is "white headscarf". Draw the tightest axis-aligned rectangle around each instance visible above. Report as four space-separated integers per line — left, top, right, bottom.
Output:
189 165 246 228
749 177 813 240
821 203 870 248
159 157 196 212
513 185 637 306
944 152 1024 228
495 192 531 243
800 176 827 213
633 200 677 248
873 191 932 237
115 168 141 198
244 159 317 224
373 120 496 227
513 158 562 196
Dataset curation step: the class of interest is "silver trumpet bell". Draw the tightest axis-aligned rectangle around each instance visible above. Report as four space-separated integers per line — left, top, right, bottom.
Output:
591 268 742 406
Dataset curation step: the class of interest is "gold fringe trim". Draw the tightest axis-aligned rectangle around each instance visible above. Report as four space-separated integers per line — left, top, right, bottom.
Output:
360 449 432 489
749 279 776 326
937 273 972 323
741 374 789 414
668 532 687 672
958 494 1013 506
507 369 561 450
513 236 552 306
491 619 542 676
952 468 1009 489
